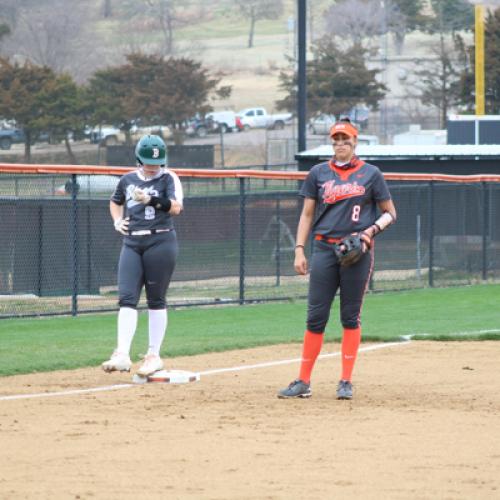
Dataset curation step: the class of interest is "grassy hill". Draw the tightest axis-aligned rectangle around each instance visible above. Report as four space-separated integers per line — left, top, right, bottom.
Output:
85 0 334 112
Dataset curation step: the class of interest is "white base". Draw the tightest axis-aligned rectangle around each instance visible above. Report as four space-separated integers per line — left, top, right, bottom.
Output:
132 369 200 385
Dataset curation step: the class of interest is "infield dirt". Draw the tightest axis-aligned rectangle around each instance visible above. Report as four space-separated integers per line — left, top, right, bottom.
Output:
1 341 499 499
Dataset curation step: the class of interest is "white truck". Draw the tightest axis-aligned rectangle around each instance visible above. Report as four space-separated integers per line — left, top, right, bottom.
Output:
237 107 293 130
205 111 241 133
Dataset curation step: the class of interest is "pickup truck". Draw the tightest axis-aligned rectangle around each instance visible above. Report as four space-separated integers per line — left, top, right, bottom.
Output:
236 107 293 130
0 128 25 150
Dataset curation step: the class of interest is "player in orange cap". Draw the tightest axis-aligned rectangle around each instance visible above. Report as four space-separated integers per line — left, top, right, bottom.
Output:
278 118 397 400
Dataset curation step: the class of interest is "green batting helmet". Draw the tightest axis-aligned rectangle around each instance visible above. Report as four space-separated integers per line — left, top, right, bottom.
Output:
135 134 167 166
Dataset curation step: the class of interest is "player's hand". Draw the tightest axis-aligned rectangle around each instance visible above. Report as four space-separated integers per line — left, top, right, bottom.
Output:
114 217 129 235
132 187 151 205
359 231 372 253
294 248 308 275
169 199 183 215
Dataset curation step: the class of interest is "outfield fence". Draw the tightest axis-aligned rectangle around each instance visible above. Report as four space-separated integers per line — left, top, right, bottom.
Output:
0 163 499 318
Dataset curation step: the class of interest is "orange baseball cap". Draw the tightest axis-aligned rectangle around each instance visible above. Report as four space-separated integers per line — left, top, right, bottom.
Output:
330 121 358 138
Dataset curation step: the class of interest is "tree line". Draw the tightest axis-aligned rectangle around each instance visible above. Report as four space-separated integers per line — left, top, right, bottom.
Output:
0 54 231 162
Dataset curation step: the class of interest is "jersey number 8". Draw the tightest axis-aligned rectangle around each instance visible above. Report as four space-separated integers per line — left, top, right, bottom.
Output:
352 205 361 222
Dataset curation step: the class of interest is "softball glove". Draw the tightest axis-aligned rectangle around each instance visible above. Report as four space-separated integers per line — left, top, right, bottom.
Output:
333 233 371 267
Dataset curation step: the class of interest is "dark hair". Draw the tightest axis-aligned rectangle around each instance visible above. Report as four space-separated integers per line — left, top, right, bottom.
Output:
339 116 352 124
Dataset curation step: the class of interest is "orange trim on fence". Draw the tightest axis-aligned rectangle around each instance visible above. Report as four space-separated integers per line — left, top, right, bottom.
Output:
0 163 500 183
0 163 306 180
383 173 500 183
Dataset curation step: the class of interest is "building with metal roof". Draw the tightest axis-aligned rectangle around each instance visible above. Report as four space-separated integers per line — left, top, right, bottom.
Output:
295 144 500 174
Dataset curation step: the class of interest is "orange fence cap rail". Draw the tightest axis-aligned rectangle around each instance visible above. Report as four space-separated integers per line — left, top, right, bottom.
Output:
1 163 500 182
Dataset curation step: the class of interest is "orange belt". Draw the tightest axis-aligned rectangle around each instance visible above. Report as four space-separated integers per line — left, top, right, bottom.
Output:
315 235 341 244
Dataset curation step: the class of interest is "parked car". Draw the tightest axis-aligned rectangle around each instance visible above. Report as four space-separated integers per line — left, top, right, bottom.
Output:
236 107 293 130
129 123 172 141
87 126 126 146
185 111 242 137
0 127 25 150
185 115 215 138
308 113 336 135
344 105 370 130
54 175 120 197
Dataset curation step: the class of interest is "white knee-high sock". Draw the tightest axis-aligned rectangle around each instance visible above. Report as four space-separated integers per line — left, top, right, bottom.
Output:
147 309 167 356
117 307 138 355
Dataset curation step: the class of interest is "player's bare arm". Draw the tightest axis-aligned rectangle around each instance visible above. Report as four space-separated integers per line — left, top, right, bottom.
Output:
363 199 397 240
378 198 397 223
294 197 316 275
110 200 129 235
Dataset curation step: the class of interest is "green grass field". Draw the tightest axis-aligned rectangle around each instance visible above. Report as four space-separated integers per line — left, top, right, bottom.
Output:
0 284 499 377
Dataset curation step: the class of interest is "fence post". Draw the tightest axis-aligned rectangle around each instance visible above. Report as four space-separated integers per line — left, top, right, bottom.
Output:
239 177 246 304
276 197 281 287
37 205 43 296
219 126 225 168
482 182 489 280
428 181 434 287
416 186 422 283
71 174 79 316
87 203 92 293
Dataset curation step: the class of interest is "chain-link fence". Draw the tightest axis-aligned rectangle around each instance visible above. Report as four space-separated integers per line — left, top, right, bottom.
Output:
0 168 499 318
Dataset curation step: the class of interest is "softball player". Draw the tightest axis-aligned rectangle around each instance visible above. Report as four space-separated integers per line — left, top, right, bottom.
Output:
102 134 183 377
278 119 397 400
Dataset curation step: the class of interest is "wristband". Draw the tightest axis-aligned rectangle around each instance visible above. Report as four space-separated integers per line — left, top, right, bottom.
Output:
374 212 394 232
295 244 305 249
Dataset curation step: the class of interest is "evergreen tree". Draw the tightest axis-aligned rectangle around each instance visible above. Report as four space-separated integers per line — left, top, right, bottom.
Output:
485 8 500 113
276 39 386 119
427 0 474 34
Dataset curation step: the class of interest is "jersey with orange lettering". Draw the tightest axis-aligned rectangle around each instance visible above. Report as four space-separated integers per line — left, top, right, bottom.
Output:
300 157 391 238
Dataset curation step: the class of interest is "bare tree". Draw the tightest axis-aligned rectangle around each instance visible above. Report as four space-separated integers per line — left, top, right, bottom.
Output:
143 0 207 56
103 0 112 18
235 0 284 48
324 0 403 50
3 0 104 82
406 35 460 128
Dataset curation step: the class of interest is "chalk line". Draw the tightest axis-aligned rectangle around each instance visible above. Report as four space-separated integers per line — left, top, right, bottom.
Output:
0 340 410 402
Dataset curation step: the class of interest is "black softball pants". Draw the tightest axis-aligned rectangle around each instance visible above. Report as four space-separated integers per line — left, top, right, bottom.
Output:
118 231 178 310
306 239 374 333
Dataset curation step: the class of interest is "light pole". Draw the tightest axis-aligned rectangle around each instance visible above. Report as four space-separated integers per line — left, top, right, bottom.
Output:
474 4 485 116
297 0 307 153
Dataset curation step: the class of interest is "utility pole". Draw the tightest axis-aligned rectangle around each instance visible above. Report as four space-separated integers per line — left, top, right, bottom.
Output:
297 0 307 153
475 4 485 116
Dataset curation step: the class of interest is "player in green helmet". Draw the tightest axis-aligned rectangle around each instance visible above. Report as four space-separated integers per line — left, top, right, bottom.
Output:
102 134 184 378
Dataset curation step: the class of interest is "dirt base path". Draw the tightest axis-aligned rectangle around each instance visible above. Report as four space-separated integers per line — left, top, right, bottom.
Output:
1 341 499 499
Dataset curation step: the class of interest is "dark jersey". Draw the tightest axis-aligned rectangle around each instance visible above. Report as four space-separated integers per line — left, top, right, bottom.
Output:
300 159 391 238
111 168 183 232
